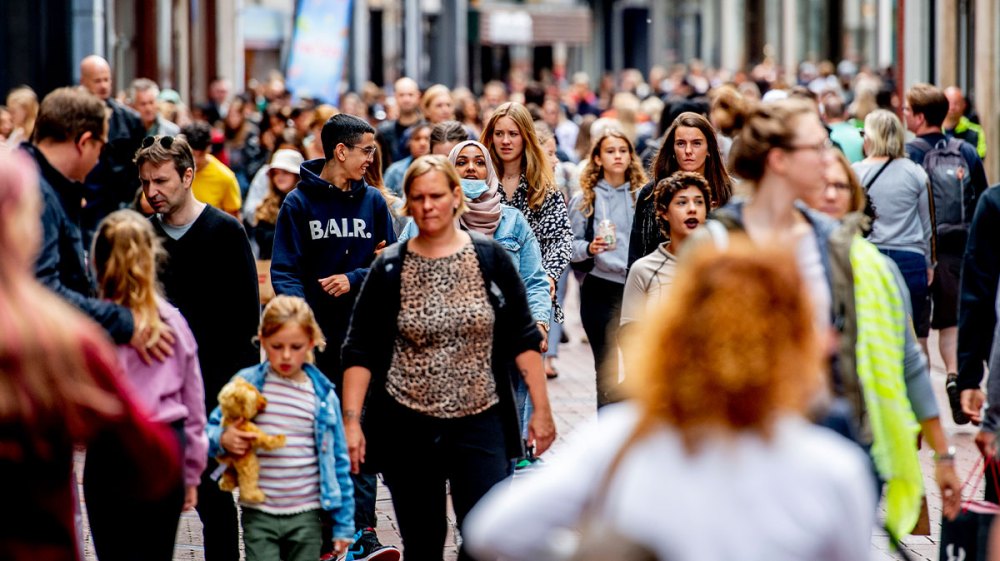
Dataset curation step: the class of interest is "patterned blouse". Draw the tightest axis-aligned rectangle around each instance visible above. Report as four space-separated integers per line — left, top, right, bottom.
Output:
387 244 498 418
500 176 573 323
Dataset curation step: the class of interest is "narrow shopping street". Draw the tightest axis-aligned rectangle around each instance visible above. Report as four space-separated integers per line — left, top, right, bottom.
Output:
72 277 984 561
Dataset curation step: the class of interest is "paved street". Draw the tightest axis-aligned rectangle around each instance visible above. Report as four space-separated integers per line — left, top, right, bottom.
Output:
78 276 985 560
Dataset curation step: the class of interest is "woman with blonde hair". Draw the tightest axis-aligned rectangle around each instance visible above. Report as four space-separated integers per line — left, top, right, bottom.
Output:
253 149 304 259
0 151 179 560
569 129 646 407
853 109 933 343
421 84 456 124
811 150 868 221
85 209 207 561
481 102 573 313
5 86 38 147
342 155 556 561
465 241 876 561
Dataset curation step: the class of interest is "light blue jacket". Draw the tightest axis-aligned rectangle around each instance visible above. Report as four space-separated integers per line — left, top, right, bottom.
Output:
397 205 551 325
206 362 354 538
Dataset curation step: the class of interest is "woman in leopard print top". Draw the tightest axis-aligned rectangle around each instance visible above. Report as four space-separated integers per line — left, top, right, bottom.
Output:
341 155 556 561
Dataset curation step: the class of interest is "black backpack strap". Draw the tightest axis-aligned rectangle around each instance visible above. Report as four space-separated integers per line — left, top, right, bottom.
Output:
863 157 894 190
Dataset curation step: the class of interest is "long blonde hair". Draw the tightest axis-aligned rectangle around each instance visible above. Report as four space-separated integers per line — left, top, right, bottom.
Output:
480 102 555 211
259 296 327 364
578 130 647 217
91 210 167 348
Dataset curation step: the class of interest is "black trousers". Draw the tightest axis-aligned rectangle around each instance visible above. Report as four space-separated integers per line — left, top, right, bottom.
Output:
315 338 377 532
379 400 512 561
84 421 186 561
579 275 625 408
195 459 241 561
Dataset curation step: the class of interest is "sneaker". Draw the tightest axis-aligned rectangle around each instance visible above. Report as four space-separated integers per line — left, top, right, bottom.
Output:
345 528 401 561
946 373 970 425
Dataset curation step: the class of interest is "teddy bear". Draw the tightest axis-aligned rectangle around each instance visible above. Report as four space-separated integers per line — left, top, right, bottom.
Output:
216 378 286 503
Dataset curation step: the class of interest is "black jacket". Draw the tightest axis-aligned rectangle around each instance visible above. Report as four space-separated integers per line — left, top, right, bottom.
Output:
341 233 543 471
82 100 146 236
957 185 1000 391
627 179 665 269
26 143 134 343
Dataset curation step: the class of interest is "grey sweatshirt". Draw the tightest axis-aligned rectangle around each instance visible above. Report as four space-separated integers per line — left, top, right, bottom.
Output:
568 179 636 284
853 158 933 266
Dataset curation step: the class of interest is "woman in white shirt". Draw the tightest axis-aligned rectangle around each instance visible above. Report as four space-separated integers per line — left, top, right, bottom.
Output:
464 240 876 561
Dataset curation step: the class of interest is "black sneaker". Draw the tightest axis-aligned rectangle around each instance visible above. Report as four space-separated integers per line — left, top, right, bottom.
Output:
946 373 970 425
345 528 400 561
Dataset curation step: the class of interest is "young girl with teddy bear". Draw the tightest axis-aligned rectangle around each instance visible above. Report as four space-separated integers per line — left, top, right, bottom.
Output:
206 295 355 561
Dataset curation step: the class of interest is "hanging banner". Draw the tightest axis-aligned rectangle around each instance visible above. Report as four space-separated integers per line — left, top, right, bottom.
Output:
285 0 353 106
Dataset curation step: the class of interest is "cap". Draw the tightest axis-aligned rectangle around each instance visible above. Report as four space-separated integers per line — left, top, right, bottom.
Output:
158 89 182 104
269 149 304 175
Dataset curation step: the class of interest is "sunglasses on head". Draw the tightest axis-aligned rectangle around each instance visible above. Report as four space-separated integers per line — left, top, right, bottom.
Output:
141 135 175 149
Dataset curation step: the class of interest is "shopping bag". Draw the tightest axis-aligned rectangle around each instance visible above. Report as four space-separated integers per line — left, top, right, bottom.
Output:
939 457 1000 561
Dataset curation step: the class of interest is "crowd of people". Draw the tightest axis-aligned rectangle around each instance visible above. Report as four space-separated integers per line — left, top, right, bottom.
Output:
1 50 999 561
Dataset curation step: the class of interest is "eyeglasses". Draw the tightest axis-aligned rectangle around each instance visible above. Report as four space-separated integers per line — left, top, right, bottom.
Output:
346 144 377 159
785 138 834 153
142 135 175 149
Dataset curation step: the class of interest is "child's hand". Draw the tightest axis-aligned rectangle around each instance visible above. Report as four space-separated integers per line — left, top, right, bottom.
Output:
220 422 258 455
332 538 352 556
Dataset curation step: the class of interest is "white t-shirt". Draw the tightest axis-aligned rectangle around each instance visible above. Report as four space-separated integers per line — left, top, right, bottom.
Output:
620 243 677 326
465 404 875 561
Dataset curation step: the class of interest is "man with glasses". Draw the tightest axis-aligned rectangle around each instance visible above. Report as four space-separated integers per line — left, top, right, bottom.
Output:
136 133 260 561
26 86 171 359
271 113 399 561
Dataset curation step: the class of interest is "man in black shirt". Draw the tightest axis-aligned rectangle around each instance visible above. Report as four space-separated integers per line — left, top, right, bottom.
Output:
903 83 989 425
376 77 423 168
79 55 146 239
136 134 260 561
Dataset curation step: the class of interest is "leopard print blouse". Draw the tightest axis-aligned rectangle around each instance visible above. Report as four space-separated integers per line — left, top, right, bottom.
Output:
385 243 498 418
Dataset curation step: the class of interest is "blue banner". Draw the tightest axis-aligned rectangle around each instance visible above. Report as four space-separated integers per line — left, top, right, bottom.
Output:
285 0 353 107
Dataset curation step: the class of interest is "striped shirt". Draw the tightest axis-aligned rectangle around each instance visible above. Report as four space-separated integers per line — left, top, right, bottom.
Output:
241 371 321 515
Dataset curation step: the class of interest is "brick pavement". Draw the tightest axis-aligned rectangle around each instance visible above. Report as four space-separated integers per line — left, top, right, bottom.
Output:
78 276 983 560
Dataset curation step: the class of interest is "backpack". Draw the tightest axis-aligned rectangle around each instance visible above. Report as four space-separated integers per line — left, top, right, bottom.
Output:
912 137 974 236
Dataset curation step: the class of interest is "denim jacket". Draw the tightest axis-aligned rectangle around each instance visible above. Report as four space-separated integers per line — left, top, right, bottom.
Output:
397 205 550 325
206 362 354 538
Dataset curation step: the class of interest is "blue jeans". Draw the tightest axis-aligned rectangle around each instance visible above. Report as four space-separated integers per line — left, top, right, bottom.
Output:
513 371 533 441
879 248 930 338
544 268 570 358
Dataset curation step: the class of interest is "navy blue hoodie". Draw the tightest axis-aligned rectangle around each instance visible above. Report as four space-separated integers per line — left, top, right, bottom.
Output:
271 158 397 347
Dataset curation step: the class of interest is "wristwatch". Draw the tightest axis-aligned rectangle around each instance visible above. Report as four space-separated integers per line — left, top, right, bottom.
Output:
933 446 957 463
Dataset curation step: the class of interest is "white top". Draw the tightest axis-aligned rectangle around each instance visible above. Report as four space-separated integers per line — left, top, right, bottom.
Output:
620 242 677 326
242 371 322 514
464 403 875 561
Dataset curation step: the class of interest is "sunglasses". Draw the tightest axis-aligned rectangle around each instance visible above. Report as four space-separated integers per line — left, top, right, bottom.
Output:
141 135 175 149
